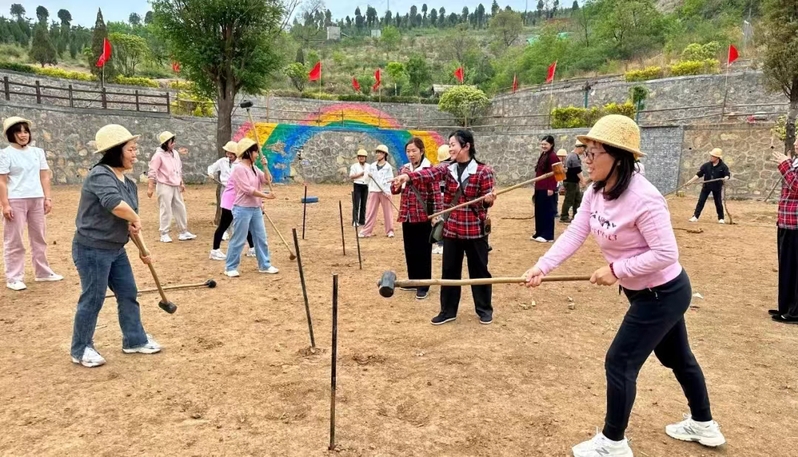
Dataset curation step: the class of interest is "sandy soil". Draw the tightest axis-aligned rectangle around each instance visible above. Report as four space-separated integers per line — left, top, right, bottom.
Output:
0 183 796 457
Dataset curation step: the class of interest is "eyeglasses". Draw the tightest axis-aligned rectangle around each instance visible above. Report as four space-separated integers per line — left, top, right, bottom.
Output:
584 147 605 162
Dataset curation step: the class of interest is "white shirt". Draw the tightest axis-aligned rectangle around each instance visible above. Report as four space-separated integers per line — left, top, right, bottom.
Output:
366 161 394 194
349 162 368 185
208 157 235 185
0 145 48 199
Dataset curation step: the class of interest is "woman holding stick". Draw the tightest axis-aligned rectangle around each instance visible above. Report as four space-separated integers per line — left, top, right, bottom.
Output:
771 139 798 324
359 144 395 238
209 141 255 261
393 130 496 325
390 138 442 300
224 138 278 277
71 124 161 368
523 115 725 457
531 135 560 243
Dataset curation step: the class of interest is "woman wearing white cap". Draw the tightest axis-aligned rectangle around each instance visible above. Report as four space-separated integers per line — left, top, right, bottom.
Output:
349 148 369 227
359 144 395 238
71 124 161 368
0 116 62 291
209 141 254 260
147 131 196 242
224 138 278 277
523 115 725 456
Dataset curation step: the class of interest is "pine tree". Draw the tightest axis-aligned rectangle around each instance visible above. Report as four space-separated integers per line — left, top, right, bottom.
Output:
89 9 115 78
29 23 57 67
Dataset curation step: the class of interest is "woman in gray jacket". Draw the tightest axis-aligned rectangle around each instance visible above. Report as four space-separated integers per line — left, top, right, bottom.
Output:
70 124 161 368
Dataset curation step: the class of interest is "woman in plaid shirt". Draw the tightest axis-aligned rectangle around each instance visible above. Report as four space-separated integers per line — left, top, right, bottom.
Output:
772 144 798 324
394 130 497 325
390 138 442 300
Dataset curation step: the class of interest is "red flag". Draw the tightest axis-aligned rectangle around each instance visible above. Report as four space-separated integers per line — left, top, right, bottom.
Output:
545 61 557 84
308 61 321 81
454 67 464 83
727 44 739 66
372 68 381 92
171 61 180 73
352 77 361 92
96 37 112 68
512 74 518 93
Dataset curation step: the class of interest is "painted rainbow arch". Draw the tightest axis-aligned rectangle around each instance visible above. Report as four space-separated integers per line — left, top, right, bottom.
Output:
233 103 445 182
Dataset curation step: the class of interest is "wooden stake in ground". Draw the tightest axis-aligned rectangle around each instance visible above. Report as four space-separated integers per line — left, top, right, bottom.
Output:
302 184 308 240
354 223 363 270
328 273 339 451
292 228 315 350
338 200 346 256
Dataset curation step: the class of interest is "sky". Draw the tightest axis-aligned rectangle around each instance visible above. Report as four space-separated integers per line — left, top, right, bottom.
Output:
0 0 550 27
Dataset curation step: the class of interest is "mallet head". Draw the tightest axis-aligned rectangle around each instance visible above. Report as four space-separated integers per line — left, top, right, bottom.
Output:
239 100 253 109
205 279 217 288
552 161 566 182
378 271 397 298
159 300 177 314
290 253 297 261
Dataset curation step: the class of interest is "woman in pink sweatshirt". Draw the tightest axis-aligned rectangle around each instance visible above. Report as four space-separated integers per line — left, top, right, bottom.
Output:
523 115 725 457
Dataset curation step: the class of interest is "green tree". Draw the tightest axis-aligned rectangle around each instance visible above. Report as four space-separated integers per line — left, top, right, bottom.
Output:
385 61 407 95
406 54 431 95
29 23 57 67
595 0 665 62
410 5 418 27
89 9 116 78
295 47 304 64
10 4 25 21
489 10 523 49
56 9 71 56
108 32 148 76
283 62 307 91
761 0 798 154
475 4 486 28
129 13 142 26
380 25 401 55
537 0 545 17
430 8 438 26
571 0 579 13
443 24 480 68
491 0 500 16
144 11 153 24
35 6 49 24
438 85 490 126
151 0 291 156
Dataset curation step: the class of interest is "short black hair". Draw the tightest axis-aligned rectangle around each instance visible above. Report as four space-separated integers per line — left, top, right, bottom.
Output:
592 144 636 201
449 129 476 156
98 144 125 168
161 138 175 151
5 122 31 144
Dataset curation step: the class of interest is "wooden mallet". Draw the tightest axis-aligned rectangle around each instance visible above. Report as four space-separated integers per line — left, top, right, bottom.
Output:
377 270 591 298
129 233 177 314
262 210 297 260
239 100 274 193
428 162 565 219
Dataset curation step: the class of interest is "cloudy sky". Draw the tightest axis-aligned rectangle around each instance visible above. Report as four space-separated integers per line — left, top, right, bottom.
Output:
6 0 544 27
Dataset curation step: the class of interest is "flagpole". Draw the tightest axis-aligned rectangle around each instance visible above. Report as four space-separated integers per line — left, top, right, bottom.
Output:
548 72 555 129
720 46 731 122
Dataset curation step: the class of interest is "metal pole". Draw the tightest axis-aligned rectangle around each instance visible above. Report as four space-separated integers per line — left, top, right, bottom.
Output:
328 274 339 451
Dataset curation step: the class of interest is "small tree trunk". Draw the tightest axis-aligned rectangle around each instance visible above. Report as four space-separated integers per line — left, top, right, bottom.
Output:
214 80 235 225
788 82 798 157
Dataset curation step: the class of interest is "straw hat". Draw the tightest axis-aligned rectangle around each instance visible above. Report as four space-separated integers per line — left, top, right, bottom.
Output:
375 144 389 154
158 131 176 144
3 116 32 136
222 141 238 154
556 148 568 158
356 148 368 157
437 144 450 162
94 124 140 154
574 139 586 148
710 148 723 158
236 138 257 157
577 115 645 159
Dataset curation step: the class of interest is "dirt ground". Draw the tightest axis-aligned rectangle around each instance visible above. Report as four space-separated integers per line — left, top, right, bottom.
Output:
0 183 796 457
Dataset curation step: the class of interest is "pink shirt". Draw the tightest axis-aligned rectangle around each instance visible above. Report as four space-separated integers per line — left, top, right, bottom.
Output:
534 173 682 291
229 162 267 208
221 175 236 210
147 148 183 187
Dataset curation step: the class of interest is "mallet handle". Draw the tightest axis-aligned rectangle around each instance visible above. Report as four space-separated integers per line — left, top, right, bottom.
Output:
262 209 296 258
105 281 209 298
428 164 564 219
245 108 274 193
396 275 592 288
368 175 400 212
130 233 169 304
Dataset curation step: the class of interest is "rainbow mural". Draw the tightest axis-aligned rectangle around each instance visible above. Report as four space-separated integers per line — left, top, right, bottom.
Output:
233 103 445 183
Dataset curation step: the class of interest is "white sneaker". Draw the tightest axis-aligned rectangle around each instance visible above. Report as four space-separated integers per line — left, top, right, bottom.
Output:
689 216 698 222
572 431 633 457
178 231 197 241
387 231 395 238
222 231 229 241
665 414 726 447
358 231 370 238
72 347 106 368
718 219 725 224
432 244 443 255
6 281 26 291
532 236 549 243
246 248 256 257
35 273 64 282
209 249 226 261
122 334 162 354
160 234 173 243
259 266 279 274
224 270 240 278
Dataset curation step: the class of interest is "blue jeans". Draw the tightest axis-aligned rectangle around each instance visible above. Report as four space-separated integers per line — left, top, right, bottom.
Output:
70 241 148 359
226 206 271 272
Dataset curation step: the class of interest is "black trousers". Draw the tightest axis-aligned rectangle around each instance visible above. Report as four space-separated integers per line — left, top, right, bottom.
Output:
693 185 724 220
402 221 433 292
533 189 557 241
778 228 798 316
213 208 253 250
352 183 368 225
440 236 492 318
603 270 712 441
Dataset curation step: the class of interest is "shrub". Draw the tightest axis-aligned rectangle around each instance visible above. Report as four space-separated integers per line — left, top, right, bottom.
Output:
36 67 96 81
669 59 720 77
551 103 635 129
0 61 36 74
624 66 664 82
681 42 720 61
603 102 636 118
113 75 160 88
